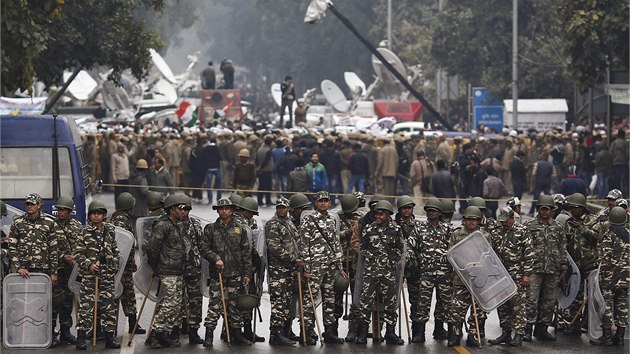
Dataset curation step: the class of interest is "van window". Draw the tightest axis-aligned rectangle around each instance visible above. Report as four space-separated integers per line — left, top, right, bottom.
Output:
0 147 74 199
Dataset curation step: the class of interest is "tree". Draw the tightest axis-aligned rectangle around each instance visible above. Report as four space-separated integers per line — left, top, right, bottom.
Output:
558 0 629 90
1 0 165 94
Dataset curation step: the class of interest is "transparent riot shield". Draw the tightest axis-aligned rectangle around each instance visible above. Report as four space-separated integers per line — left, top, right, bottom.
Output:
3 273 52 348
0 205 23 234
113 227 134 298
68 265 80 296
253 223 267 298
353 253 405 310
134 216 162 301
189 216 211 299
447 230 517 312
558 252 581 309
588 267 606 341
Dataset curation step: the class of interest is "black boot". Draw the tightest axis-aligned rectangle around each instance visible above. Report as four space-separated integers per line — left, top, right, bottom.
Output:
105 332 121 349
75 330 87 350
202 328 214 348
188 327 204 345
466 333 480 347
523 323 533 342
269 328 297 346
181 318 189 335
299 329 317 345
613 327 626 346
411 322 426 343
590 327 614 346
447 323 462 347
324 325 344 344
354 322 368 345
128 314 146 334
345 320 357 342
231 327 253 346
433 320 448 340
488 330 511 345
385 324 404 345
284 321 300 341
158 331 181 348
510 333 523 347
171 326 180 344
243 323 265 342
563 321 582 336
59 325 77 345
534 324 556 341
50 330 60 348
145 330 161 349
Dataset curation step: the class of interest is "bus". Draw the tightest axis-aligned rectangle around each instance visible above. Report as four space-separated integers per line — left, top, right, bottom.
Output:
0 115 92 222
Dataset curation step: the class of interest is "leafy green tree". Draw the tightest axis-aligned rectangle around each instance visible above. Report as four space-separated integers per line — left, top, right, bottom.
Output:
1 0 165 94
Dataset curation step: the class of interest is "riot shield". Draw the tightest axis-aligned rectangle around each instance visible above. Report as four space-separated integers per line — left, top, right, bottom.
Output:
253 223 267 297
0 205 23 235
189 216 211 298
352 252 405 310
113 227 134 298
558 251 581 309
134 216 162 301
588 267 606 341
68 265 80 296
3 273 52 348
447 231 517 312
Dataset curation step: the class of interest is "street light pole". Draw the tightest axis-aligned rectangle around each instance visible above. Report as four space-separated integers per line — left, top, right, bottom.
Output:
512 0 518 129
387 0 392 49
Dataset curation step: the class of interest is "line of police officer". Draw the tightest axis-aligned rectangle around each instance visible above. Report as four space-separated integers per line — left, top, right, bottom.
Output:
2 187 628 350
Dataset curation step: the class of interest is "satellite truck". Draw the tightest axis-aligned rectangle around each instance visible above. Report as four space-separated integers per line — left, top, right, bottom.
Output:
0 114 94 222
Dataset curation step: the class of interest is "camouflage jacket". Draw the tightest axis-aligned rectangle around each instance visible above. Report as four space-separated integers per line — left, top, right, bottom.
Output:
597 224 629 289
234 213 262 272
301 211 343 273
360 219 404 270
448 227 491 286
201 217 252 279
110 210 136 269
55 216 82 269
481 216 498 234
564 213 599 271
75 222 120 277
408 220 450 275
181 216 203 267
523 217 567 275
9 212 58 273
490 223 529 280
339 212 361 258
265 214 300 266
148 214 186 276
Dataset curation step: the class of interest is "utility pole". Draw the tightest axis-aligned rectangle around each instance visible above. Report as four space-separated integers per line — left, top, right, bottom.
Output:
512 0 518 129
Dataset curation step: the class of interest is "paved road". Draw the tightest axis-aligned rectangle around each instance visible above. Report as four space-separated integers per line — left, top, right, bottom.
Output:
3 192 620 353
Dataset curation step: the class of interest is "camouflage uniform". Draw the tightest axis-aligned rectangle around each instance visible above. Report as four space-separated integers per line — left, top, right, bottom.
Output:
563 213 599 329
399 215 423 324
179 216 203 329
200 217 252 330
597 224 629 329
490 222 529 335
336 211 361 320
109 210 137 317
523 217 567 326
54 216 83 331
233 213 261 336
148 214 187 333
265 213 300 333
407 220 451 324
357 219 404 325
448 227 490 337
74 222 120 332
300 211 343 330
481 216 497 234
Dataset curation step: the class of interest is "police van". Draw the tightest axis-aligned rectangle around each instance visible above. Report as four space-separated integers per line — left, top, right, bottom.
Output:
0 115 92 222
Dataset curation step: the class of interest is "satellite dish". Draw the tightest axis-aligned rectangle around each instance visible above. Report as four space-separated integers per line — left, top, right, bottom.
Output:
321 80 349 112
270 83 282 107
64 70 97 101
101 81 131 111
149 48 176 84
371 48 407 97
344 72 366 96
153 79 178 105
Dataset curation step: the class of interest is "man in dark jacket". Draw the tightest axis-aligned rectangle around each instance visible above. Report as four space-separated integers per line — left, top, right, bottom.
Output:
200 137 223 204
347 143 369 193
430 160 456 199
510 151 527 200
319 140 342 203
287 159 310 193
559 166 589 196
528 154 554 215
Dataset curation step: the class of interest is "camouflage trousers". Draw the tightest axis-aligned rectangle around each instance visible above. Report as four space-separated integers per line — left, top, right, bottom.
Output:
53 266 75 328
303 261 337 329
152 275 183 332
449 284 487 335
268 264 294 331
600 269 629 328
357 266 399 326
77 273 117 332
497 283 526 334
526 273 559 325
406 275 421 322
204 275 244 330
411 271 450 323
119 262 137 316
179 264 203 328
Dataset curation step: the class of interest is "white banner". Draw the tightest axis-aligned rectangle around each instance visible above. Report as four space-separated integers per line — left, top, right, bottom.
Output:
0 96 47 115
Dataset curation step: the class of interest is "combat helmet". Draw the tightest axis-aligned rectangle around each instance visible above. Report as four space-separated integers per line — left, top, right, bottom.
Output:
536 195 556 209
555 213 571 226
463 206 483 219
468 197 486 210
289 194 310 209
236 293 259 311
147 192 164 210
423 198 442 212
0 200 7 217
607 189 623 200
333 273 350 292
163 194 189 210
565 193 587 209
440 199 455 215
88 200 107 214
396 195 415 210
369 194 385 208
116 192 136 211
228 194 243 207
340 194 359 214
239 197 259 215
212 198 235 210
374 200 394 214
609 206 627 225
54 195 75 211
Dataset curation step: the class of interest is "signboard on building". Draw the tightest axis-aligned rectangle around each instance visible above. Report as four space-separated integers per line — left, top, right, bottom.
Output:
472 88 503 133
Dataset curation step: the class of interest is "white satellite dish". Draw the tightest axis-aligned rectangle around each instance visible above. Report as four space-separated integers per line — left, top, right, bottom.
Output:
152 79 178 105
149 48 176 84
371 48 407 97
64 70 97 101
271 83 282 107
344 72 366 96
321 79 349 112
